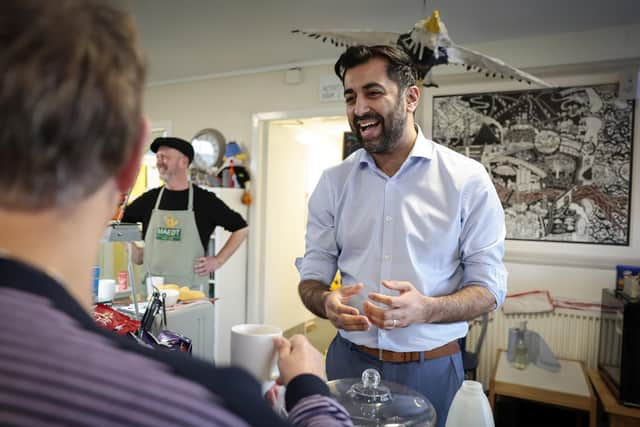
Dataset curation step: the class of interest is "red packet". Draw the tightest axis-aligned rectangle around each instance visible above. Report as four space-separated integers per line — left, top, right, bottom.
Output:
92 304 140 335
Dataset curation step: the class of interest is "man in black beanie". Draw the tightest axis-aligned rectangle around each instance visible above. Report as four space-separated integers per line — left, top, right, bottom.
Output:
122 135 249 292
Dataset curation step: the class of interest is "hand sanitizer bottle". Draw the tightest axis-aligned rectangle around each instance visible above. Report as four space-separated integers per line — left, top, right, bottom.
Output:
513 321 529 370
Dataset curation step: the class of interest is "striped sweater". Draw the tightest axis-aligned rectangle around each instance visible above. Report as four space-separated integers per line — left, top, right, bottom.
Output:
0 258 352 427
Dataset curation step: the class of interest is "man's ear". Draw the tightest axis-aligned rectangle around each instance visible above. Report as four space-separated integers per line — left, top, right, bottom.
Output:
405 85 420 113
116 116 149 193
180 155 190 170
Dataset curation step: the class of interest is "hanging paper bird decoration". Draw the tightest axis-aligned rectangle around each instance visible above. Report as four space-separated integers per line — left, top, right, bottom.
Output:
292 10 552 88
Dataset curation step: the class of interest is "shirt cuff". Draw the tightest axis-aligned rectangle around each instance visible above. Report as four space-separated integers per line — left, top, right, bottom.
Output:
462 263 508 308
285 374 332 411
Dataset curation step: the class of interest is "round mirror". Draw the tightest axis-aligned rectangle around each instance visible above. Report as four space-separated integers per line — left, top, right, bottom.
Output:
191 128 226 171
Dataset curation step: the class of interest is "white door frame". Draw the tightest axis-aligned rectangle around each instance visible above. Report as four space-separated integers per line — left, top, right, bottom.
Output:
247 107 346 323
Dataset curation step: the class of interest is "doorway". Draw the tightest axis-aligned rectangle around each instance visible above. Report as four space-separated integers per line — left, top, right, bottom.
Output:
248 110 349 331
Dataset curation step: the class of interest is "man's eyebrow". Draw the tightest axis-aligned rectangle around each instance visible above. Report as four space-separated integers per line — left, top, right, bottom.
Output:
362 82 385 91
344 82 385 96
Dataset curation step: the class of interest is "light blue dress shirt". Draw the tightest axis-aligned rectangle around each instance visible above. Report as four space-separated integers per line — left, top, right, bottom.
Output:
299 127 508 352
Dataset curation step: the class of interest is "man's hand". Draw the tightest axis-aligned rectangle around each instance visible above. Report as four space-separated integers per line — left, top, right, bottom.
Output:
194 256 222 276
274 335 325 386
325 283 370 331
364 280 428 329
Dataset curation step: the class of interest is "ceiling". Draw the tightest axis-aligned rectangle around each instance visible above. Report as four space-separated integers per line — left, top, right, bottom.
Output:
126 0 640 85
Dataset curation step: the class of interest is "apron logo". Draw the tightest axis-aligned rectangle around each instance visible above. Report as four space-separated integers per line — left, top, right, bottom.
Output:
156 227 182 241
156 215 182 241
164 215 179 228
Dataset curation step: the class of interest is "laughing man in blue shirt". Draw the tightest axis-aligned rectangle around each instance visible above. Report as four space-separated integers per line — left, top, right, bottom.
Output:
297 45 508 427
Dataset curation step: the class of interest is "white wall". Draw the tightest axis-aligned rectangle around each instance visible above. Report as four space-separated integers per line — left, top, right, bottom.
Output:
263 120 346 330
143 24 640 310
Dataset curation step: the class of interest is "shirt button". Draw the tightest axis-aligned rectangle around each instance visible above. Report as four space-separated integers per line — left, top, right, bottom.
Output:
385 216 392 222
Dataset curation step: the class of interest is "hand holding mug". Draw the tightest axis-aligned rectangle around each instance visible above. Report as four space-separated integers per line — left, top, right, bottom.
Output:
274 334 325 386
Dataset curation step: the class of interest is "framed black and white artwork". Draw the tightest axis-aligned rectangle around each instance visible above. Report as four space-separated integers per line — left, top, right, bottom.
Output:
432 84 635 245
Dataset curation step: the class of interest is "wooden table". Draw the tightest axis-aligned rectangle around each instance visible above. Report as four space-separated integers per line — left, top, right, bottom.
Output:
587 368 640 427
489 349 596 427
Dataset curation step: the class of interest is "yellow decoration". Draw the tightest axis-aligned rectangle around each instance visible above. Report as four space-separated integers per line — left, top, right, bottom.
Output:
330 272 342 291
424 10 440 33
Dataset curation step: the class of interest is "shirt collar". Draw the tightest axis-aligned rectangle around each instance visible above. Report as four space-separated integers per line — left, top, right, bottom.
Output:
408 125 434 160
357 125 434 169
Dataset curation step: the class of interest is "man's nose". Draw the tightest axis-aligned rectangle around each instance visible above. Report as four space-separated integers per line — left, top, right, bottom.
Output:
353 97 371 116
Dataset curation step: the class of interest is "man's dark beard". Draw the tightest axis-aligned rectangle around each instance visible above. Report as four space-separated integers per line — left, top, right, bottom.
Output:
353 96 406 154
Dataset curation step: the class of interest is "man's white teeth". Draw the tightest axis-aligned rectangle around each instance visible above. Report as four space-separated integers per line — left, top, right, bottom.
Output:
359 120 379 130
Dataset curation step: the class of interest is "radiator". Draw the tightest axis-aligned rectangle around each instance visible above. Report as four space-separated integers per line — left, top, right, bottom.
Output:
465 308 603 390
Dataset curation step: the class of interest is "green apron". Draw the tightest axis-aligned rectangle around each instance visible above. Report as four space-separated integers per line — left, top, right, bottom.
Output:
143 184 208 292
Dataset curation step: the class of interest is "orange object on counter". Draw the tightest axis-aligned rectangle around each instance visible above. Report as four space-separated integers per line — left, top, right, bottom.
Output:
112 192 128 221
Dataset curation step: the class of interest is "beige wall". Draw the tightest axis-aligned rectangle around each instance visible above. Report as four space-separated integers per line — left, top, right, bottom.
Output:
144 64 340 150
143 24 640 314
263 120 347 330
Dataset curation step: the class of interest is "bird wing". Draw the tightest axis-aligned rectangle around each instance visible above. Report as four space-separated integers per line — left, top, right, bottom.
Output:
291 29 400 48
445 43 553 87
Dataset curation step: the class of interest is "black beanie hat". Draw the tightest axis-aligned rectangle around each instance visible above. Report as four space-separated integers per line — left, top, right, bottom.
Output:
150 137 194 164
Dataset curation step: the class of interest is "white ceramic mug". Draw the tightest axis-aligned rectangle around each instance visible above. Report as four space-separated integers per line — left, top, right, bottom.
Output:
97 279 116 302
230 324 283 382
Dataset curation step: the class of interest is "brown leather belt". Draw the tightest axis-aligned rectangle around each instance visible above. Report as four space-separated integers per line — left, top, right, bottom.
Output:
354 340 460 363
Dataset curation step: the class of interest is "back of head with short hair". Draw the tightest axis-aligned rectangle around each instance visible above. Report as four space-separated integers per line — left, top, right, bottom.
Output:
334 45 418 92
0 0 146 210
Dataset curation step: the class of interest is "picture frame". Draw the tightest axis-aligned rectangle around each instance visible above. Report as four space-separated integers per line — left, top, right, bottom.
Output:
431 83 635 248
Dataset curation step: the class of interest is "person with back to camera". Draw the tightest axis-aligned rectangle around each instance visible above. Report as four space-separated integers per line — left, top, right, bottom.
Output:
121 135 249 293
297 44 508 427
0 1 351 425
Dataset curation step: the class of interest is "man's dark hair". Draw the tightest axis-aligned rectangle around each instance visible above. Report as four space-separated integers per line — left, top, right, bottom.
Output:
0 0 146 210
334 45 418 91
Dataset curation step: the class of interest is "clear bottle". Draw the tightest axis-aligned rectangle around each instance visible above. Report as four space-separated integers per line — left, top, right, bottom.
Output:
512 321 529 370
